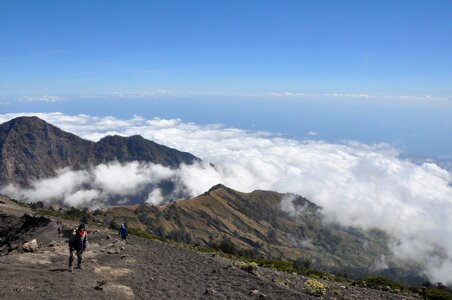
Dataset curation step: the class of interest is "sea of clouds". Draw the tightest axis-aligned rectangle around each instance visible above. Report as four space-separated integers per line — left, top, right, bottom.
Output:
0 112 451 283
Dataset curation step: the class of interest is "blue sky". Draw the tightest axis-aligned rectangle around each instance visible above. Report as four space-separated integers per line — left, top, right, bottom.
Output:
0 0 451 158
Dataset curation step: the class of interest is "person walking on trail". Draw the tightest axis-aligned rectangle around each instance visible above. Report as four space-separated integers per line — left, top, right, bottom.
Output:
119 223 128 241
68 224 87 272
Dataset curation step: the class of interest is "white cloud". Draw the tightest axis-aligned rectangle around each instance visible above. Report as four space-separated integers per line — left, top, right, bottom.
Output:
6 90 448 104
1 112 452 283
1 161 176 208
92 162 173 196
19 95 64 102
65 190 101 207
146 189 164 205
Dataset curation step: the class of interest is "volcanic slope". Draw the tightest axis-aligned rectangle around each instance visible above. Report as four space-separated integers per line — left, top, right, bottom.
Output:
0 196 417 300
107 185 424 283
0 116 199 187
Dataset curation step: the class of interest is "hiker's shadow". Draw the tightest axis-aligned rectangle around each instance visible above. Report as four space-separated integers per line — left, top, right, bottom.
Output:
49 268 68 272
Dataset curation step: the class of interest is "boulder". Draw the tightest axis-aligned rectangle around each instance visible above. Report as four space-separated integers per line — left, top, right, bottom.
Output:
23 239 38 252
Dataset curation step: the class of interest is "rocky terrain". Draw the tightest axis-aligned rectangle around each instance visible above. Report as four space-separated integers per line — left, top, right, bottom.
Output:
0 116 199 187
105 184 424 284
0 196 420 300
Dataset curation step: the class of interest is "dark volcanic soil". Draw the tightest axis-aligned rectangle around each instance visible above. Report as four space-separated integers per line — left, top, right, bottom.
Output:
0 199 419 299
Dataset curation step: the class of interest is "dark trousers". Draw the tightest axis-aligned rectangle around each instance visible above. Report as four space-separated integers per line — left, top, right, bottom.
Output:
69 249 83 267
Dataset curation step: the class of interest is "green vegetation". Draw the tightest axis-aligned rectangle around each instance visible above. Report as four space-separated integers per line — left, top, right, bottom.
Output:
127 228 166 242
303 279 329 297
109 219 120 230
33 208 78 221
425 287 452 300
242 257 337 280
8 198 31 207
352 276 404 291
236 261 259 274
352 276 452 299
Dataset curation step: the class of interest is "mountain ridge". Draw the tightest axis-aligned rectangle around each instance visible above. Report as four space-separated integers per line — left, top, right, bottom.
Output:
0 116 199 187
107 184 425 284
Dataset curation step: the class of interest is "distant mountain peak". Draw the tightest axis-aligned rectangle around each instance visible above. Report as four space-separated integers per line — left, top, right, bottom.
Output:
206 183 240 195
8 115 43 123
0 116 200 187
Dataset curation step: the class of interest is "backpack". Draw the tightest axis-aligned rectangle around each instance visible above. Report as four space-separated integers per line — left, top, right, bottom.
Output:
69 229 86 250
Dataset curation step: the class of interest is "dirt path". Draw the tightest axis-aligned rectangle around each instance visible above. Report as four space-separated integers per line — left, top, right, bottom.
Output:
0 216 306 299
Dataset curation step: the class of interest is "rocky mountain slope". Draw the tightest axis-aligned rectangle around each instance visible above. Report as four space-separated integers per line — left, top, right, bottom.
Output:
105 185 424 284
0 116 199 187
0 196 420 299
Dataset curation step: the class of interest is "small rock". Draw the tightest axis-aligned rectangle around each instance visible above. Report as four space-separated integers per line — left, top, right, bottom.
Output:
107 249 119 254
48 241 59 247
249 289 259 295
23 239 38 252
94 280 107 291
105 234 111 240
204 288 215 295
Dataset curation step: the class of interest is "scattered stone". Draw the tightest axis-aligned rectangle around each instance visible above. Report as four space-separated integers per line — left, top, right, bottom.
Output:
94 280 107 291
107 248 119 254
204 288 215 295
48 241 59 247
249 289 259 295
105 234 111 240
103 284 135 299
120 255 136 263
23 239 38 253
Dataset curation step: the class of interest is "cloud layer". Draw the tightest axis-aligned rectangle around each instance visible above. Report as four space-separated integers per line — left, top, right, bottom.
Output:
1 112 452 283
4 91 447 104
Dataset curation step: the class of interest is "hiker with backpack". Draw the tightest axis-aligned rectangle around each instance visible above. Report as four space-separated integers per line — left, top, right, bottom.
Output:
119 223 128 241
68 224 88 272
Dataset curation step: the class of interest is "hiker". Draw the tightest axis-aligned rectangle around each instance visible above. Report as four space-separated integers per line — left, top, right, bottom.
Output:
68 224 87 272
57 219 62 237
119 223 128 241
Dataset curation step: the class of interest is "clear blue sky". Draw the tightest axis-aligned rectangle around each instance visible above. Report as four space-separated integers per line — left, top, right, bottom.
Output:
0 1 451 158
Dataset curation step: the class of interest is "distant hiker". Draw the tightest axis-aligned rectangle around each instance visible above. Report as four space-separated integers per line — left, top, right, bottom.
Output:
57 219 62 237
119 223 128 241
68 224 87 272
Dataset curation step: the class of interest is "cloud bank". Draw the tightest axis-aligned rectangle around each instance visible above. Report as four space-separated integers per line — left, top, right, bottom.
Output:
1 112 452 283
6 90 448 104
